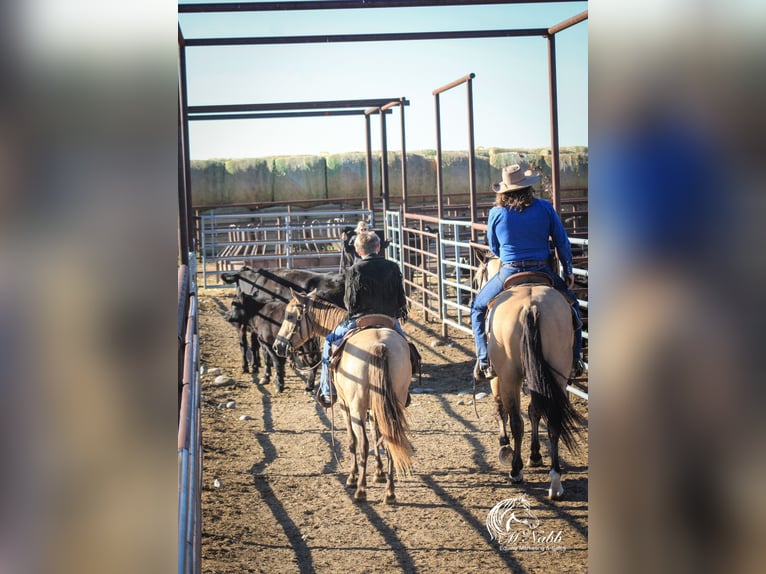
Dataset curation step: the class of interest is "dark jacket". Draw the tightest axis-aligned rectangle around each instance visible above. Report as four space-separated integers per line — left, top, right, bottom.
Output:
345 253 408 320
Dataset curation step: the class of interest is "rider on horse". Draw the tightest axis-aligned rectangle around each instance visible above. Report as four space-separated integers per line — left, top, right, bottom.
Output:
471 164 584 381
318 230 412 407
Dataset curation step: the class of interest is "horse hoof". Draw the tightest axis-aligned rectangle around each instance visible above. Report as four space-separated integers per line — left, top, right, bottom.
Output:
548 487 564 500
374 473 387 484
527 456 543 467
548 470 563 500
354 491 367 503
276 384 285 393
384 494 396 505
510 470 524 484
498 445 514 467
345 477 356 489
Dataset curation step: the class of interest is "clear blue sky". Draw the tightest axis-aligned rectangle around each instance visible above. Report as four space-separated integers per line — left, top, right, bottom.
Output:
179 1 588 160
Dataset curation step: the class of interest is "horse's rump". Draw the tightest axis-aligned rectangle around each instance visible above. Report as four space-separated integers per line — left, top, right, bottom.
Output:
488 285 583 451
337 329 413 475
519 303 584 452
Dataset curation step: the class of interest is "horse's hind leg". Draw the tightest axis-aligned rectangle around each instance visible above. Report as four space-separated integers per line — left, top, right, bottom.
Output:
342 404 359 490
384 448 396 504
508 396 525 483
351 415 369 502
527 400 544 467
492 383 513 468
370 418 386 484
239 327 250 373
250 331 260 379
547 424 564 500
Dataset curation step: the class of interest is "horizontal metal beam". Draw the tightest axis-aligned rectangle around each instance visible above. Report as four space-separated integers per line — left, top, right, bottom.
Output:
179 1 584 14
189 109 392 121
433 72 475 95
548 9 588 35
185 28 549 47
189 98 409 114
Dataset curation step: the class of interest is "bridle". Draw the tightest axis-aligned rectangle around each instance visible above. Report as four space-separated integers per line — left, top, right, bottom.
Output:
275 297 310 354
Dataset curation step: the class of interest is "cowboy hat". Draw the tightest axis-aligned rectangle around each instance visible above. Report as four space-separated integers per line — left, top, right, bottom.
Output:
492 164 541 193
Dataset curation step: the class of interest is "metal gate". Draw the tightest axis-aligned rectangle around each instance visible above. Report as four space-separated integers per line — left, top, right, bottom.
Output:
199 208 372 288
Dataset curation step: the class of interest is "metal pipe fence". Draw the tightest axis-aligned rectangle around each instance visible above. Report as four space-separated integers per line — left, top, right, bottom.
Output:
385 209 588 400
178 255 201 574
198 208 372 287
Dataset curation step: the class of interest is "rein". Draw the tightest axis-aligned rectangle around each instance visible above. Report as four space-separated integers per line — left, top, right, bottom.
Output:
289 343 322 373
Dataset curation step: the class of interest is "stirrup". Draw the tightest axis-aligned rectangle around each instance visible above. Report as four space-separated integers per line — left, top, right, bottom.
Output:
315 389 336 408
570 360 585 379
473 360 495 381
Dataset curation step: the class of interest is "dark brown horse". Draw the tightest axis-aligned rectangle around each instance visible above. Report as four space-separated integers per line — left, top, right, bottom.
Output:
225 296 321 392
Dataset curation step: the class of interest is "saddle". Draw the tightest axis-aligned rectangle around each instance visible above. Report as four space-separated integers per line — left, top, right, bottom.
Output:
502 271 577 306
487 272 553 310
502 271 553 290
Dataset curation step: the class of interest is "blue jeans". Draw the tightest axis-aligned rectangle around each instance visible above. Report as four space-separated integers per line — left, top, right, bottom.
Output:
319 318 406 397
470 264 582 366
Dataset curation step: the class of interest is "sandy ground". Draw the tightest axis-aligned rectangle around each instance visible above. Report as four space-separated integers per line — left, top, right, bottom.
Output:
197 289 588 573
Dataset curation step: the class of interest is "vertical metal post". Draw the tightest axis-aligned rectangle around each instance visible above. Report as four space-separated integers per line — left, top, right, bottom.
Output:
399 98 408 217
178 95 189 265
364 113 374 226
466 76 477 240
380 111 390 214
547 34 561 212
178 26 195 253
434 93 443 221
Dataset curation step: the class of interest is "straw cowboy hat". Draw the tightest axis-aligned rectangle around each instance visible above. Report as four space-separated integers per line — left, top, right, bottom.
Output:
492 164 541 193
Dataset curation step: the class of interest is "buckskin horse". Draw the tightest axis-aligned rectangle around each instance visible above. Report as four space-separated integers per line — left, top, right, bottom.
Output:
475 251 584 499
273 289 413 504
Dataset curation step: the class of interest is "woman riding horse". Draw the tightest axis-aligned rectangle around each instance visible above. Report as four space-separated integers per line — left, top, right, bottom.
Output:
477 254 585 499
471 164 584 381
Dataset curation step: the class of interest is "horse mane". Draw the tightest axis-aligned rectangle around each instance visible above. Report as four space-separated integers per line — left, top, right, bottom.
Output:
305 293 347 335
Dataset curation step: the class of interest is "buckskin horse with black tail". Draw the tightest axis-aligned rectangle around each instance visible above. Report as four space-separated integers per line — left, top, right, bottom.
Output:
475 250 585 499
273 289 413 504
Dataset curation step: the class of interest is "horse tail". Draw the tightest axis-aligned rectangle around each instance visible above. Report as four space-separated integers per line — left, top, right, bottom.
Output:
368 343 414 476
520 305 584 453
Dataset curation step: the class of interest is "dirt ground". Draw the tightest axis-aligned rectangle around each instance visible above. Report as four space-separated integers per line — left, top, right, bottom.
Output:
197 289 589 574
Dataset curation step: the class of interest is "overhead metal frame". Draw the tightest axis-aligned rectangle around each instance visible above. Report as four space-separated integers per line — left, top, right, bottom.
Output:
178 2 587 262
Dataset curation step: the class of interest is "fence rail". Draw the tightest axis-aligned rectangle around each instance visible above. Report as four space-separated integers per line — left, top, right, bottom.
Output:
178 256 201 574
198 208 372 288
384 209 588 400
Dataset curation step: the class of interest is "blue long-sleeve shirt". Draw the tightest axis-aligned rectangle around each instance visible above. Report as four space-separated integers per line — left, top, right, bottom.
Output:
487 198 573 276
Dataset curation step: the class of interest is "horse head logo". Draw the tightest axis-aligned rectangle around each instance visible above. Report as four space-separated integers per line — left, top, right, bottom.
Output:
502 495 541 530
486 495 541 548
